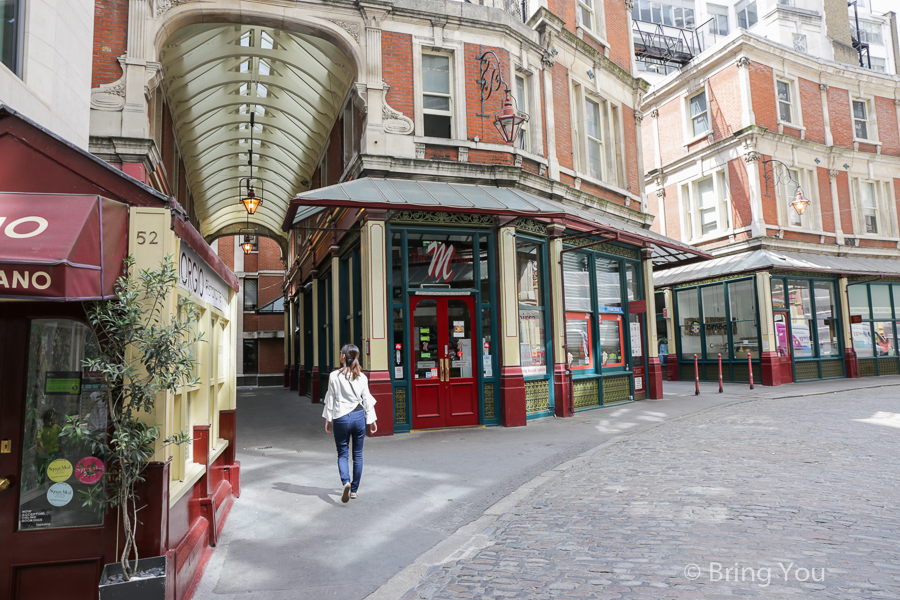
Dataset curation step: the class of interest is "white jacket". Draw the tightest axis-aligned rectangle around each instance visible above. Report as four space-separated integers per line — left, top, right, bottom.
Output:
322 369 378 424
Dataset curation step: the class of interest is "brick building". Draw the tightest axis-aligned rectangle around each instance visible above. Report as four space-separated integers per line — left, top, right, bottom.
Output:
639 0 900 385
215 235 286 387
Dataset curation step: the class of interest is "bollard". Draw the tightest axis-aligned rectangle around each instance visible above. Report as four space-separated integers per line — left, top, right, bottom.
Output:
694 354 700 396
748 352 754 390
718 353 723 393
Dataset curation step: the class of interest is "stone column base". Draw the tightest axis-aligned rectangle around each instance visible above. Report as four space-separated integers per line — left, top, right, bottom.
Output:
760 352 780 386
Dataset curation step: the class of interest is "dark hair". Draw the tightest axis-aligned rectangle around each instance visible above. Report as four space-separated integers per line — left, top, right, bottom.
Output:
42 409 56 423
341 344 362 380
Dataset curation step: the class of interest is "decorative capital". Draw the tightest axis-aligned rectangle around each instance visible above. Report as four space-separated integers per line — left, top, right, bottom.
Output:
514 154 523 168
458 147 469 163
735 57 751 69
539 164 548 177
415 143 426 160
624 0 635 8
656 188 666 199
895 98 900 107
743 151 760 163
819 84 829 93
633 109 644 124
649 109 659 119
327 19 360 43
828 168 840 179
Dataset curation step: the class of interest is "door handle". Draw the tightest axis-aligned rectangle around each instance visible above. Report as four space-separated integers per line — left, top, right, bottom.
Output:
439 359 445 382
0 478 11 492
442 358 449 382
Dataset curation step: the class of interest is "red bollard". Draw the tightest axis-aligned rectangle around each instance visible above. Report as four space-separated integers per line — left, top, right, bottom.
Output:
694 354 700 396
748 352 754 390
718 353 723 393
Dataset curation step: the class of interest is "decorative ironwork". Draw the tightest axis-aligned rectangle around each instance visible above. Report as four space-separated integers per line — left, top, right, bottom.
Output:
475 48 528 144
674 273 756 289
573 378 600 409
772 270 835 279
394 386 407 424
821 360 844 379
859 359 877 378
484 383 496 419
732 362 761 383
565 239 640 259
602 375 632 405
525 380 551 413
514 218 548 237
762 158 809 216
878 358 899 376
794 361 820 381
326 19 361 43
391 211 495 227
632 19 704 71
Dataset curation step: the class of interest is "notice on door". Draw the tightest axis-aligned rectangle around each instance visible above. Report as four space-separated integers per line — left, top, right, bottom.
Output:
630 322 642 357
453 321 464 337
20 509 52 528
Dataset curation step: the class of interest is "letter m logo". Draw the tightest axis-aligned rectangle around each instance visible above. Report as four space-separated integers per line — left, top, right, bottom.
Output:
426 242 455 282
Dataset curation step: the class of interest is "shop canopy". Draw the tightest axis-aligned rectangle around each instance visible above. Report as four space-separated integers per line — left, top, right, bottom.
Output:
655 248 900 288
0 194 127 300
284 178 710 267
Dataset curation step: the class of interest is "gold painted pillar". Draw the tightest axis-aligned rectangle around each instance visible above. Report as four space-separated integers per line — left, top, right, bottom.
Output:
310 271 320 403
360 211 392 435
839 277 859 377
547 224 571 417
331 246 341 367
643 252 663 399
498 226 526 426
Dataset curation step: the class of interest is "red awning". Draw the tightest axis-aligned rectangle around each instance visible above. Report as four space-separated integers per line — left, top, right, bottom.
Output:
0 194 128 300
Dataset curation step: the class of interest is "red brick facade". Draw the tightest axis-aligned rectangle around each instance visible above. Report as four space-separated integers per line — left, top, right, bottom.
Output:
91 0 127 87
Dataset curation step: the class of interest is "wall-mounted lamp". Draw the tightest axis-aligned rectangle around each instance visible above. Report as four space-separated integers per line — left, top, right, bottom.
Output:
239 113 263 215
476 48 529 145
762 158 809 216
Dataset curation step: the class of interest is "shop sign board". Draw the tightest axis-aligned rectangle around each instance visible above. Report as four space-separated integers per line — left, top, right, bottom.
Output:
178 243 229 313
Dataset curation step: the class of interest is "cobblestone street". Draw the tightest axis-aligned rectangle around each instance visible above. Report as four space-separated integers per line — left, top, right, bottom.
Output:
402 388 900 600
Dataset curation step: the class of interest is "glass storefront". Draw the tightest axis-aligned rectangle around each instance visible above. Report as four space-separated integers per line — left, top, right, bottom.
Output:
515 236 552 417
848 282 900 376
18 319 105 531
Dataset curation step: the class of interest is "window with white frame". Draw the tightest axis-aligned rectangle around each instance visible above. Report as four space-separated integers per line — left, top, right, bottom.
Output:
577 0 605 36
852 99 871 140
868 57 886 72
585 97 604 180
708 4 729 36
736 0 757 29
855 180 881 235
682 171 729 240
778 168 808 229
1 0 24 75
514 73 530 152
853 21 883 45
688 90 710 138
633 1 695 28
422 53 453 139
573 85 618 185
776 80 795 124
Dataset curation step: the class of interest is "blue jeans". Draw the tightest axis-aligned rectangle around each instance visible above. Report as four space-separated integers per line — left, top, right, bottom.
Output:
332 409 366 492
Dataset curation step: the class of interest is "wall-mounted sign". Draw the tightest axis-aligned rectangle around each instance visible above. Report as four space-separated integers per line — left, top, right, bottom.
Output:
426 242 456 282
178 243 229 313
47 482 74 507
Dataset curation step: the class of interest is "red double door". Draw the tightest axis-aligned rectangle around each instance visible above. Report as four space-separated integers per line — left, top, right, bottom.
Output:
409 296 479 429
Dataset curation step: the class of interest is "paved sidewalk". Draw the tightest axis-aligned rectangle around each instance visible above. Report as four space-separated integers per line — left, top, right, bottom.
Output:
192 376 900 599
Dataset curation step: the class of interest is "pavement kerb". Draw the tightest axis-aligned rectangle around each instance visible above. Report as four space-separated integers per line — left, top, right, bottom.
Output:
364 379 900 600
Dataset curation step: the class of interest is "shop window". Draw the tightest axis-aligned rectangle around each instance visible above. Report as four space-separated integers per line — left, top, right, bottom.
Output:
391 232 403 301
771 278 786 310
788 279 839 359
853 284 897 359
563 252 593 370
1 0 23 76
243 339 258 374
682 171 729 240
736 0 757 29
393 308 406 380
852 99 872 141
626 263 640 302
406 233 475 290
563 252 592 312
687 90 710 138
728 279 759 359
422 52 453 139
243 278 258 311
19 319 105 531
655 292 669 358
788 279 813 358
598 315 624 368
516 239 548 376
702 284 728 357
595 258 622 309
676 288 701 359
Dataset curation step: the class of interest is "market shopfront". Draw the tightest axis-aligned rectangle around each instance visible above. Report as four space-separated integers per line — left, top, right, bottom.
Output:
282 178 708 435
0 108 240 600
655 249 900 386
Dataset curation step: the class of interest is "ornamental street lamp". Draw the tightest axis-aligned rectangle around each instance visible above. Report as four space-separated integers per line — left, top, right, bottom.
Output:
476 49 529 145
239 113 263 215
762 158 810 217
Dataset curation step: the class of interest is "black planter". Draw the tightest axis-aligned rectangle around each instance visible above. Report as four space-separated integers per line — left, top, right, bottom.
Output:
98 555 167 600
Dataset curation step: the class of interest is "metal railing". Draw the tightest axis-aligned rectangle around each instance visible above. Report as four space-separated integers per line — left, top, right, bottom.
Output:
633 18 710 70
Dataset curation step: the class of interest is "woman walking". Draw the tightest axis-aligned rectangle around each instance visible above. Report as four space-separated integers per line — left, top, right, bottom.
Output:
323 344 378 503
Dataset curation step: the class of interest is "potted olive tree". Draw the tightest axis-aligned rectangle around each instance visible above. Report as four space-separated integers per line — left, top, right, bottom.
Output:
62 256 201 599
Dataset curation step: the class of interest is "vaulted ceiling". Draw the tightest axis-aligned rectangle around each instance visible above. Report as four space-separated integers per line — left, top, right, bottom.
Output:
159 24 356 244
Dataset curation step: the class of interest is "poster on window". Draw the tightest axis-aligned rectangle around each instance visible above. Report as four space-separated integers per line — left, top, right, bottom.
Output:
631 322 642 357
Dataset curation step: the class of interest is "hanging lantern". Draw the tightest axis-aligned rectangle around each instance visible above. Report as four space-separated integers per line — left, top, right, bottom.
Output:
240 234 255 255
493 90 527 145
791 186 809 216
240 185 261 215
